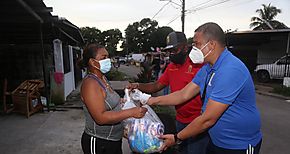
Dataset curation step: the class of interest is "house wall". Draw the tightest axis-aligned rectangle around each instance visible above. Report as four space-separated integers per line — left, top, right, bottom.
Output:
229 45 258 72
64 45 75 98
0 44 52 90
52 39 78 102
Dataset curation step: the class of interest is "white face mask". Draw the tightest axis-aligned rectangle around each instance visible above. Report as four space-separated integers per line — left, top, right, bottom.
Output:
97 58 112 73
189 42 212 64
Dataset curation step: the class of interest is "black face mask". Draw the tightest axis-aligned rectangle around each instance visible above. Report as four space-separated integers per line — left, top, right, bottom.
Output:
169 47 188 64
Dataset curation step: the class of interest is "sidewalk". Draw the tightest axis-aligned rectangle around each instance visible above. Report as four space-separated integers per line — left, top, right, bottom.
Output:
0 105 84 154
255 84 290 100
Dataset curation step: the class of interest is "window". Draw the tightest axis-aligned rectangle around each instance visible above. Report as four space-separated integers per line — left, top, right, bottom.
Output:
62 46 71 74
278 56 290 65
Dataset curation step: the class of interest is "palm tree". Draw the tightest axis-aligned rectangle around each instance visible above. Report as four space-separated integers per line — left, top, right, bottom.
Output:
250 3 288 30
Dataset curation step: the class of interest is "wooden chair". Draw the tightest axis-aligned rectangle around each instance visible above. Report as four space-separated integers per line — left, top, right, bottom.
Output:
2 78 13 113
12 80 44 118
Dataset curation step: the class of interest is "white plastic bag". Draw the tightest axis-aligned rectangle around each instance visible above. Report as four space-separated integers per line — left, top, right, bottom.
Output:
123 89 164 153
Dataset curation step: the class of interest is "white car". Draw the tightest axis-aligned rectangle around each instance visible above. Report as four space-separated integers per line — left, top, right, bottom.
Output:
255 55 290 82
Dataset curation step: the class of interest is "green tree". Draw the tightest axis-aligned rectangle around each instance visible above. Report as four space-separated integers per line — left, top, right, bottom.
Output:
150 26 174 49
80 27 103 44
80 27 122 56
102 29 123 56
124 18 158 53
123 22 141 54
250 3 288 30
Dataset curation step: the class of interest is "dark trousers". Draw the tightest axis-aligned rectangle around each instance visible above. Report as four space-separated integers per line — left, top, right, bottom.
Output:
206 138 262 154
176 121 209 154
81 132 122 154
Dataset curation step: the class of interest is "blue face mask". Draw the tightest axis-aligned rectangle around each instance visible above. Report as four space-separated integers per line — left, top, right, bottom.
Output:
98 58 112 73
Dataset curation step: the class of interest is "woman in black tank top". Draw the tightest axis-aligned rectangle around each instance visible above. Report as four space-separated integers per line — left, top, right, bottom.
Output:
78 43 147 154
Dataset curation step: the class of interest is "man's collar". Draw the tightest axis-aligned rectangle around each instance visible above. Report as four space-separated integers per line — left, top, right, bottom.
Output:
206 48 229 72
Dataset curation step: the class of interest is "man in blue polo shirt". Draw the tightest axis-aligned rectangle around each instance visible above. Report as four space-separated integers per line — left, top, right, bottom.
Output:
147 22 262 154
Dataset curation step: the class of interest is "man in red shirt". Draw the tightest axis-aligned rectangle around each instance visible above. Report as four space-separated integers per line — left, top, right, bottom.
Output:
127 31 208 154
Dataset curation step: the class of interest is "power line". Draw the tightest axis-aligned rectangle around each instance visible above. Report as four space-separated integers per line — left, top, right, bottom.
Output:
167 0 233 25
159 0 185 32
226 0 259 9
167 14 181 25
187 0 232 14
187 0 215 11
152 1 171 19
170 3 181 10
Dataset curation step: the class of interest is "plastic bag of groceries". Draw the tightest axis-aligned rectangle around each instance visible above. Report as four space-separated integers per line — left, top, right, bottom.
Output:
123 89 164 153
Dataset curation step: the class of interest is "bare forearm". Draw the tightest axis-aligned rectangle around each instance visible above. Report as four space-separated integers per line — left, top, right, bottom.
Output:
177 99 229 140
153 90 187 106
177 115 214 140
138 82 162 93
150 82 200 106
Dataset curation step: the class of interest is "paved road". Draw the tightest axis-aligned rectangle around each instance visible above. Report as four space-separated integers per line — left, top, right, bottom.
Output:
116 64 141 79
256 93 290 154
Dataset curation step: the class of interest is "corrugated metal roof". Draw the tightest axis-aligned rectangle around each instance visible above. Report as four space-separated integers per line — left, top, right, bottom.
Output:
0 0 84 45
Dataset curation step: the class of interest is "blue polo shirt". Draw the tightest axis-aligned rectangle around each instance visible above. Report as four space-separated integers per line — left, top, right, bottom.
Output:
192 49 262 149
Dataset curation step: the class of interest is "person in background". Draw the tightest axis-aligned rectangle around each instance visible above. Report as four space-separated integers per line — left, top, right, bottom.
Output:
78 43 147 154
159 53 169 95
148 22 262 154
158 54 166 79
141 54 154 81
152 54 161 80
127 31 207 154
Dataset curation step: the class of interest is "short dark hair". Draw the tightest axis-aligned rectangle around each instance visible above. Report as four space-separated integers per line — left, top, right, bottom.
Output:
195 22 225 46
78 43 105 70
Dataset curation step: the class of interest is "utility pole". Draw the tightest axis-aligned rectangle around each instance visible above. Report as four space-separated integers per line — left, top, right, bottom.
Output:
181 0 185 32
160 0 186 32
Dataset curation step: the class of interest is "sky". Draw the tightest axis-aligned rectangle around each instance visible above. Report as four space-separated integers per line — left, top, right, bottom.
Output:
43 0 290 38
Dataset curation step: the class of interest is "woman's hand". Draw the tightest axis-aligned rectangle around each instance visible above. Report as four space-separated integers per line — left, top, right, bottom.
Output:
123 125 129 139
130 106 147 119
119 98 127 108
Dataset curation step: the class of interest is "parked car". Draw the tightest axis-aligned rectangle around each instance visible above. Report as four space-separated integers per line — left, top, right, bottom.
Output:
255 55 290 82
118 57 126 64
132 54 145 63
118 56 132 64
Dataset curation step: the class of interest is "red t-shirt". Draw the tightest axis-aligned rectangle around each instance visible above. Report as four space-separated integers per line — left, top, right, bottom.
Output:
158 57 203 124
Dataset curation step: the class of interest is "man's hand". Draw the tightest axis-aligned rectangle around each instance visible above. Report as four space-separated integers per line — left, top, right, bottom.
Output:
158 134 175 152
130 89 151 105
147 97 158 105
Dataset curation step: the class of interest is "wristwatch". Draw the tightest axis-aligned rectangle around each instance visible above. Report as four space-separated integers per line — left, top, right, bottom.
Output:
174 133 183 145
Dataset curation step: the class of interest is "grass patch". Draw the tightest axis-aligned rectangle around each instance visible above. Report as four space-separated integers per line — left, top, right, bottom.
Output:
272 86 290 97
